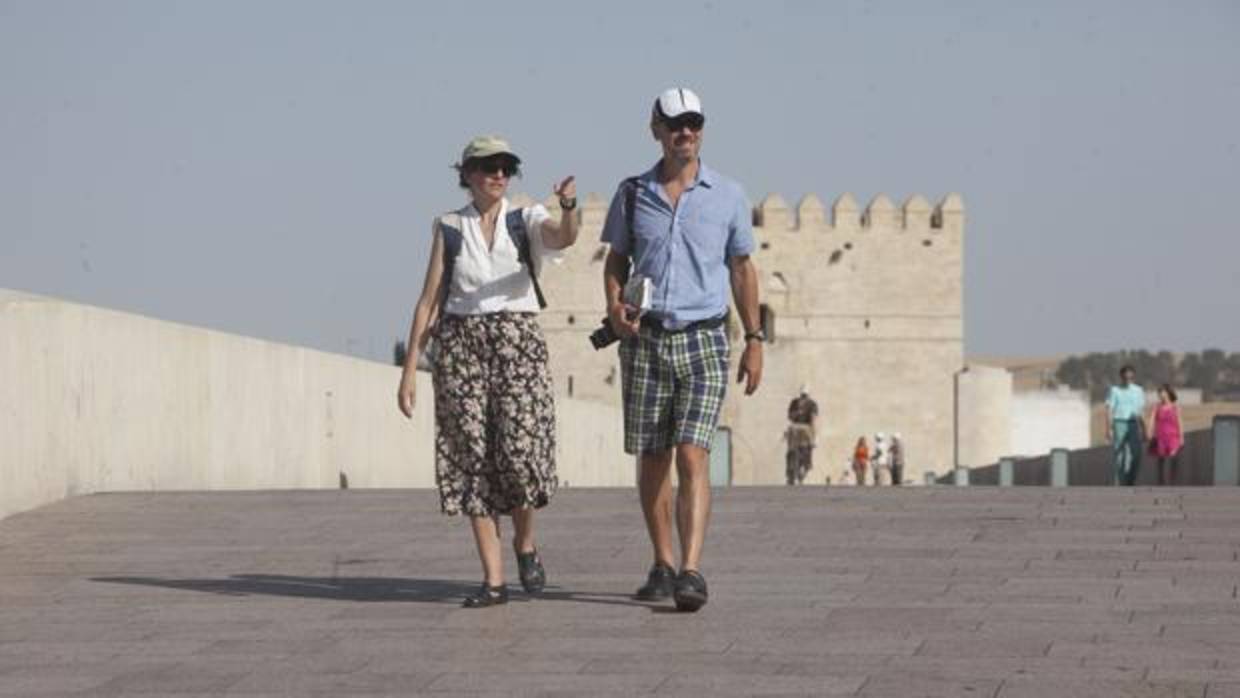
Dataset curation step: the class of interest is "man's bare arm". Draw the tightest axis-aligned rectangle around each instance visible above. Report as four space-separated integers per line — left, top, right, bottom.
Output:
729 254 763 395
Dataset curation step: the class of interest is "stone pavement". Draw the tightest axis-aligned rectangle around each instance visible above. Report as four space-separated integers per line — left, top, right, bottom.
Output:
2 487 1240 697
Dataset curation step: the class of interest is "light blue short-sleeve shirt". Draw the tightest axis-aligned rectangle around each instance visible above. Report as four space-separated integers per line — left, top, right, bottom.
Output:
600 161 754 330
1106 384 1146 421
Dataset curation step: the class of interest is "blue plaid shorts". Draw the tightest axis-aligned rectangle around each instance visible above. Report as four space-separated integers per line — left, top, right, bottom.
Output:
617 321 730 455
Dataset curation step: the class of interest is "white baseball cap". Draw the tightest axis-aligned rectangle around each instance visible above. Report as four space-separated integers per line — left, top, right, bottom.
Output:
653 87 704 119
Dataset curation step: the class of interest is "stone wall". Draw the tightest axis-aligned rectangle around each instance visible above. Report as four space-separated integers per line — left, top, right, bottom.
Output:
1010 388 1092 457
1 290 630 520
964 427 1217 486
954 364 1013 470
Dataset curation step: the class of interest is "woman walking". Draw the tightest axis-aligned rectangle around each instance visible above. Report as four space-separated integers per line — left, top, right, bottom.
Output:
1148 384 1184 486
851 436 870 487
397 135 578 607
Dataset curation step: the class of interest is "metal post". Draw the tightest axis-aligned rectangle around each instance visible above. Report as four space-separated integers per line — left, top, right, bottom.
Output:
998 458 1014 487
1050 448 1069 487
1213 416 1240 486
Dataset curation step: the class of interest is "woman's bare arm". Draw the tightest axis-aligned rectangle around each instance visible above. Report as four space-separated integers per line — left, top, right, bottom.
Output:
397 220 448 417
539 176 579 250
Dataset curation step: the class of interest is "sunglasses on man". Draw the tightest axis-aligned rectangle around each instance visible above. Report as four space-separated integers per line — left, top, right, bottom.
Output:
661 113 705 133
468 156 520 178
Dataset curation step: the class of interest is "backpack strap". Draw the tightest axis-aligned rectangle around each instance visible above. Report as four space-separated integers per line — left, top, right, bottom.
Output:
505 208 547 309
437 214 464 315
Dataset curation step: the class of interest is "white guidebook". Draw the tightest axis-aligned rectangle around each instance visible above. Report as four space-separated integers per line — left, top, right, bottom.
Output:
622 275 653 316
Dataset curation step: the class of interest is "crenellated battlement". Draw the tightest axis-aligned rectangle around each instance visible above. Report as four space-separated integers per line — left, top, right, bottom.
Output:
509 186 964 317
753 192 964 234
507 190 964 236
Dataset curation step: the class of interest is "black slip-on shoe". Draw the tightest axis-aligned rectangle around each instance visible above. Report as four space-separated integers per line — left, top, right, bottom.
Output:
462 583 509 608
673 569 708 612
515 548 546 594
633 563 677 601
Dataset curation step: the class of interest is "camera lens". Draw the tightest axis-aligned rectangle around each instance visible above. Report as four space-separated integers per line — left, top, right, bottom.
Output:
589 319 618 350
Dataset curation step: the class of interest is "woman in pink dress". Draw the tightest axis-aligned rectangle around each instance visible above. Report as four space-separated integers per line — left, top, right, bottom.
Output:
1148 384 1184 485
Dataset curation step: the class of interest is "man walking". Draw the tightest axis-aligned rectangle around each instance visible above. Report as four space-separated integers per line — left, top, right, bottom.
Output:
871 432 890 486
1106 365 1146 486
785 387 818 485
601 87 764 612
889 433 905 486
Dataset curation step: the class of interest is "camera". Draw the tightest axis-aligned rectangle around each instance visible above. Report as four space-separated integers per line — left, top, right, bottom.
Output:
590 276 651 350
589 318 619 350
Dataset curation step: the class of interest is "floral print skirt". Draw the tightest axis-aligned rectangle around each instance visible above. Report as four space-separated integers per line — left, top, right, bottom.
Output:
432 312 557 516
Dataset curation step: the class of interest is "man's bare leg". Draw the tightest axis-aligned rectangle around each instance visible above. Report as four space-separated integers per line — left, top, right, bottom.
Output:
675 443 712 572
638 449 677 567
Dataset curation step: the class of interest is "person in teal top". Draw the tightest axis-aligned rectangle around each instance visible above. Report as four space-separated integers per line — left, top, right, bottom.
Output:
1105 365 1147 485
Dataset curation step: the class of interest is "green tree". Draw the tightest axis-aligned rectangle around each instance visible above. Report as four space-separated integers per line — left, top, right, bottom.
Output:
1226 353 1240 396
1180 352 1223 401
1200 349 1227 401
1082 352 1120 401
1155 351 1177 386
1056 356 1085 388
1055 349 1240 403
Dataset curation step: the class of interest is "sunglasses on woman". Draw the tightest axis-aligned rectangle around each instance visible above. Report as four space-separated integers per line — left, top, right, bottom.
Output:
468 156 520 178
661 113 705 133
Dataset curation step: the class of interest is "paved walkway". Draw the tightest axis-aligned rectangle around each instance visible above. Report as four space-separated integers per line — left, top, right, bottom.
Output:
2 487 1239 697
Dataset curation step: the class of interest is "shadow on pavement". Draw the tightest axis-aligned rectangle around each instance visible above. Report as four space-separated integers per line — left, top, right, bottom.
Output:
90 574 656 609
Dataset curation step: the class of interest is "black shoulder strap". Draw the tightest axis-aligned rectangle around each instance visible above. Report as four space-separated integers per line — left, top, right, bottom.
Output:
505 208 547 309
616 176 642 284
438 217 463 315
622 176 640 249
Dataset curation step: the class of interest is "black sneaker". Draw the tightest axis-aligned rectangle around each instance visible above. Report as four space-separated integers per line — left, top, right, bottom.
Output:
633 563 676 601
515 548 546 594
462 583 508 608
673 570 708 612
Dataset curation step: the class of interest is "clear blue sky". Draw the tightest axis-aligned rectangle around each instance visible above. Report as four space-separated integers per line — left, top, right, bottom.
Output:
2 1 1237 360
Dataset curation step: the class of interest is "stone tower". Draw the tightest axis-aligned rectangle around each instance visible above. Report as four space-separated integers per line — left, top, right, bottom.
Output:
525 188 965 485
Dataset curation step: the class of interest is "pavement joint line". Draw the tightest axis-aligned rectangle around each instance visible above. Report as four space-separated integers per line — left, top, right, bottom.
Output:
651 672 675 692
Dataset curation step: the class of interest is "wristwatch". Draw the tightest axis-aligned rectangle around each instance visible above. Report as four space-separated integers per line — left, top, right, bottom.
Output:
744 329 767 343
559 196 577 211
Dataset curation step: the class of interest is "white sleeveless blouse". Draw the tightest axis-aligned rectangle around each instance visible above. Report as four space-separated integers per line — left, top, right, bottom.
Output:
438 198 560 315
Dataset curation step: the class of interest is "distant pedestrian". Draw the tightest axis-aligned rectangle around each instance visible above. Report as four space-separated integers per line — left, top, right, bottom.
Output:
784 387 819 485
871 432 891 486
851 436 869 487
890 433 905 486
1148 384 1183 486
1105 365 1146 486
